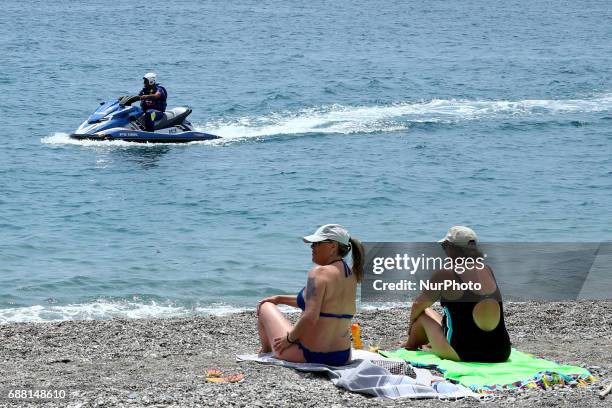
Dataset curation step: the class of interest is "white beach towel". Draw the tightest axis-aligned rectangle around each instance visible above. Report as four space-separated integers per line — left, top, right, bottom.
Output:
237 349 478 400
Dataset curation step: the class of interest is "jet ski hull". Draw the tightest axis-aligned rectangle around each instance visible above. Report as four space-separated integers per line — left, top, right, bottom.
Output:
70 129 221 143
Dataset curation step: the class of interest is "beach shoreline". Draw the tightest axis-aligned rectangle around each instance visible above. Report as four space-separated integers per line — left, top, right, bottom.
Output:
1 301 610 407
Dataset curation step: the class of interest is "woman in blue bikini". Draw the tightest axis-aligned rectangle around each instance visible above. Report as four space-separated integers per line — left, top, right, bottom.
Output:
256 224 364 366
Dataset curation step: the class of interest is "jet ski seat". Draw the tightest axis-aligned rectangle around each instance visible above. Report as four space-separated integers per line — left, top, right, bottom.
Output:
152 107 192 130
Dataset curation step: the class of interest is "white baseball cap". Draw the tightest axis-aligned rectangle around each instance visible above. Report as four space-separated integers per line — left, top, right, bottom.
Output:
303 224 350 246
438 226 478 247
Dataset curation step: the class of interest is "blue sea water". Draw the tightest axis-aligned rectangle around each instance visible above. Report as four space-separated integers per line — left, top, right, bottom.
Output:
1 0 611 323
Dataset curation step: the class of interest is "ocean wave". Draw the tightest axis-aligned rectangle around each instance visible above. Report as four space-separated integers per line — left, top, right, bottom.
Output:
0 299 404 324
0 300 249 324
359 301 412 311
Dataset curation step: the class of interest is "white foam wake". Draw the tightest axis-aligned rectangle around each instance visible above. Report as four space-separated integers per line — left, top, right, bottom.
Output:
0 301 248 324
41 132 138 147
196 93 612 142
43 94 612 146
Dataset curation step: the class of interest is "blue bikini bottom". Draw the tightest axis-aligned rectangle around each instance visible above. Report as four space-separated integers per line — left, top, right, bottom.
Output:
298 343 351 366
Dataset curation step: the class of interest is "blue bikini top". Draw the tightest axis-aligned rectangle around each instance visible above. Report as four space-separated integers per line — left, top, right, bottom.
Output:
296 259 354 319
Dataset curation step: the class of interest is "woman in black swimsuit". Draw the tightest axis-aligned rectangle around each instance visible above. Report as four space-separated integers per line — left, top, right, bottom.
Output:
256 224 364 366
402 226 511 362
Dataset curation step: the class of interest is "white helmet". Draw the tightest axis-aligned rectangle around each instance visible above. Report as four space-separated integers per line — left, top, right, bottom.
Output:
143 72 157 85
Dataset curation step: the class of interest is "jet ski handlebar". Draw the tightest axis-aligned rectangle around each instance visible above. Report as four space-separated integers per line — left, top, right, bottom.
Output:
118 95 141 106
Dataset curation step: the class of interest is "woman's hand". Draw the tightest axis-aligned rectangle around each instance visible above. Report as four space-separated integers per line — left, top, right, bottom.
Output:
273 334 294 354
256 296 278 315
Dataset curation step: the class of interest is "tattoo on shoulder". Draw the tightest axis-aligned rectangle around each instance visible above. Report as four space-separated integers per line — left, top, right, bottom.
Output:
306 277 317 300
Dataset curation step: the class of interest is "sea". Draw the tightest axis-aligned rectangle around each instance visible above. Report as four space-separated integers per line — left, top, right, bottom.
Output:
1 0 611 323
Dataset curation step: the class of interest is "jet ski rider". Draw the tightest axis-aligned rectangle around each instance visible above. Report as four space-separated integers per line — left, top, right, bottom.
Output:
139 72 167 132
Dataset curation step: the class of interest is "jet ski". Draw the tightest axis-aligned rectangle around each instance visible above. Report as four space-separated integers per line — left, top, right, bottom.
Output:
70 95 221 143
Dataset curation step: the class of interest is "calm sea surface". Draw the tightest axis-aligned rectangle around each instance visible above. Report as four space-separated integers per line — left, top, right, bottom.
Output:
1 0 611 322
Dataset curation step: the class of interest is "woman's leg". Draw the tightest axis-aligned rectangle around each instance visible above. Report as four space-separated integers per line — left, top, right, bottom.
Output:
257 318 272 353
405 308 459 360
258 302 305 363
424 307 443 325
409 312 460 361
405 308 442 349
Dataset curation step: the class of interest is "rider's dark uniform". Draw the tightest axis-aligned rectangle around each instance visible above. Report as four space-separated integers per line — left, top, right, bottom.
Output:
139 84 167 131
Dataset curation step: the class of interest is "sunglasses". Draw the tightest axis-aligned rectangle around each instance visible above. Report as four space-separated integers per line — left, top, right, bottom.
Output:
311 240 333 248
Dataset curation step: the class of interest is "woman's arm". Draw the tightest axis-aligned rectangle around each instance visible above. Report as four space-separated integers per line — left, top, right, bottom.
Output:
256 294 298 315
275 295 298 308
274 267 327 351
290 269 326 339
408 269 445 331
409 293 434 327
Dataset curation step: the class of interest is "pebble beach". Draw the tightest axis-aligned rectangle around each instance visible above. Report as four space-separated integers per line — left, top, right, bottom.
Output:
2 1 611 407
1 301 610 407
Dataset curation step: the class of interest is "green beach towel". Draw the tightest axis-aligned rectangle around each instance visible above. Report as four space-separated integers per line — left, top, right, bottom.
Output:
380 348 595 393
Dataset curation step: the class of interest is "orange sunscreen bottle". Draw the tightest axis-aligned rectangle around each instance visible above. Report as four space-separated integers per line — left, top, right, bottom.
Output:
351 323 362 349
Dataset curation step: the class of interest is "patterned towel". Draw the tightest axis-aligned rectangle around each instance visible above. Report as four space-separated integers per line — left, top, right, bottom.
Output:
237 349 478 399
380 348 596 393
